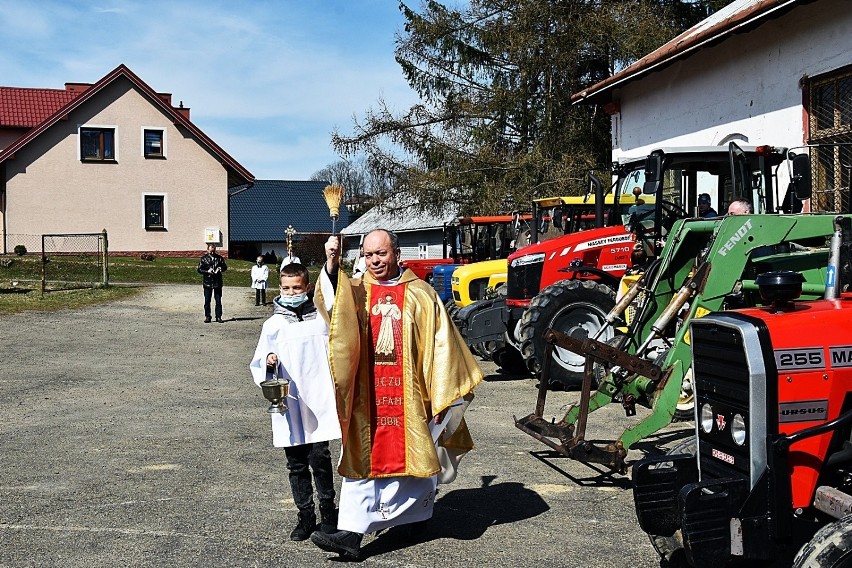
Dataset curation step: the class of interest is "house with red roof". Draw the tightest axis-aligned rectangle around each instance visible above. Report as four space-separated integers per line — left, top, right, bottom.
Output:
0 64 253 256
573 0 852 214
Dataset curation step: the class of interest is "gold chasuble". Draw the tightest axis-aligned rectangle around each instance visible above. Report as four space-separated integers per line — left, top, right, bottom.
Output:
315 268 483 479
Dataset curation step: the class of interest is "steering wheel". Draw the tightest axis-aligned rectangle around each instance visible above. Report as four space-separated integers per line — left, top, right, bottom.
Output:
630 200 687 255
660 199 688 231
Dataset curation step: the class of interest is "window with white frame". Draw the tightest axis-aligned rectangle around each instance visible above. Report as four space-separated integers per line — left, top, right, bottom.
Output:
79 125 118 161
143 194 167 230
418 243 428 259
142 127 166 158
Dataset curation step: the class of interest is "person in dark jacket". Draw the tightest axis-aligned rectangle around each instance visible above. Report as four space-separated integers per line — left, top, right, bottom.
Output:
697 193 718 218
197 244 228 323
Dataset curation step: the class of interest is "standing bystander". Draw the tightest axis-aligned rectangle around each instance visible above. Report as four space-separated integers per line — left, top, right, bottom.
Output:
197 244 227 323
351 244 366 278
280 250 302 271
251 256 269 306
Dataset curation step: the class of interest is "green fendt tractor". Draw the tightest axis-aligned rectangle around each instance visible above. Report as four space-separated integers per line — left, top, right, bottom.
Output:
515 146 845 473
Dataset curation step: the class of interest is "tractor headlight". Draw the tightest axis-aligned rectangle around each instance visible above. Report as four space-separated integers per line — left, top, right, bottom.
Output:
451 276 459 285
510 253 544 268
700 403 714 433
732 414 746 446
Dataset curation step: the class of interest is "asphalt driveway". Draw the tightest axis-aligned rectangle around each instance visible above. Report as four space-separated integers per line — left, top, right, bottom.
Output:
0 285 687 567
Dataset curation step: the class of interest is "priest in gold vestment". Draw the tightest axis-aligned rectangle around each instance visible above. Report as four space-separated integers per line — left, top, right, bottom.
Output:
311 229 483 560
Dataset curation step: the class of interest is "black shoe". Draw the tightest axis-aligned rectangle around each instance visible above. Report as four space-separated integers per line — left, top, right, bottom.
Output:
204 316 212 323
255 303 260 307
290 510 317 542
215 317 224 323
318 504 338 534
310 529 362 559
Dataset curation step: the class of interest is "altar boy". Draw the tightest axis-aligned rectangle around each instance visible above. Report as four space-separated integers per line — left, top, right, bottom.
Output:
249 263 341 541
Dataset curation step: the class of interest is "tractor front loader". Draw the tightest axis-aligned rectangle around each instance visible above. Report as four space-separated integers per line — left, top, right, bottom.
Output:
515 212 846 473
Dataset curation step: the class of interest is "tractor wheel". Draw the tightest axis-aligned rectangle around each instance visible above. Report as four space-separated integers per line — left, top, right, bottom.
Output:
480 340 502 361
518 280 616 389
471 342 488 359
651 349 695 423
471 341 500 361
649 437 696 566
444 297 460 324
492 344 528 375
592 334 628 385
673 366 695 423
793 513 852 567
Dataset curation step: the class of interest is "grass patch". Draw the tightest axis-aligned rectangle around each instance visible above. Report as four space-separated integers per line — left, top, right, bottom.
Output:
108 256 323 285
0 285 142 314
0 255 329 314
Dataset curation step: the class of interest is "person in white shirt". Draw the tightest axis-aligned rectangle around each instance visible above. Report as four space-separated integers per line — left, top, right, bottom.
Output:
280 250 301 271
250 256 269 306
351 244 366 278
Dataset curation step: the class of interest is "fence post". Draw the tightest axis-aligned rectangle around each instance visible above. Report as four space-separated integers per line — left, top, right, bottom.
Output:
40 234 46 296
102 229 109 286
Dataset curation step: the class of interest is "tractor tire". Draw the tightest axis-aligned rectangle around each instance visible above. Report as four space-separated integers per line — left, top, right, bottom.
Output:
492 344 528 375
479 340 502 361
471 342 488 359
648 437 696 567
793 513 852 567
518 280 616 389
592 334 628 385
444 297 460 325
651 349 695 423
471 341 501 361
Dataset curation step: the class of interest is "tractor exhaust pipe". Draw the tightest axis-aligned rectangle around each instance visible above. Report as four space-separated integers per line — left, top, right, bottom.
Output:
825 216 844 300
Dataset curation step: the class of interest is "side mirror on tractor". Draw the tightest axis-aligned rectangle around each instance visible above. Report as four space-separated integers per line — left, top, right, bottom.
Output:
790 153 813 200
643 152 663 194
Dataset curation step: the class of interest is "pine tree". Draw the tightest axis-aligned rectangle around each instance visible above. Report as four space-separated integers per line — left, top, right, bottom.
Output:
332 0 723 215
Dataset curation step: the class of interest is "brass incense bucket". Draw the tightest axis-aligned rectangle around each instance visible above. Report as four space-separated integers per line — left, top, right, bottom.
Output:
260 379 289 414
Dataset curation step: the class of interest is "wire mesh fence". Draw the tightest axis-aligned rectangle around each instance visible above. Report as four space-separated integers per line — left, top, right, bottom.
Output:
1 234 44 291
0 232 108 293
808 70 852 213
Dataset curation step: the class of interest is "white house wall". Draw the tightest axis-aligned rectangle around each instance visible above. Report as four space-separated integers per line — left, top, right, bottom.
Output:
612 0 852 190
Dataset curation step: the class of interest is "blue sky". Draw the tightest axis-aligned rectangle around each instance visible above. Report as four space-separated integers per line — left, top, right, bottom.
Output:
0 0 419 179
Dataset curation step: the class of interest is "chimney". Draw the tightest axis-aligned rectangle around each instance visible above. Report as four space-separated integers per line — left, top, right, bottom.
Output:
174 100 190 121
157 92 173 105
65 83 92 93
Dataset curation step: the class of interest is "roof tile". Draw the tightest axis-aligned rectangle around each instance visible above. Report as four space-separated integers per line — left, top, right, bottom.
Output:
0 87 80 127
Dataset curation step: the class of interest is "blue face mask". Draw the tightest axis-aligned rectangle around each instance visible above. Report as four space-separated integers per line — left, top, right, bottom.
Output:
279 292 308 307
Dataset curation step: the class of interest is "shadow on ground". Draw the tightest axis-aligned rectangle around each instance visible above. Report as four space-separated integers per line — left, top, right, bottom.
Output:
357 475 549 560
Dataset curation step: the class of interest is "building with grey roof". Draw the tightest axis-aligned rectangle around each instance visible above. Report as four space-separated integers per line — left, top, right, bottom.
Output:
339 194 458 261
229 180 351 262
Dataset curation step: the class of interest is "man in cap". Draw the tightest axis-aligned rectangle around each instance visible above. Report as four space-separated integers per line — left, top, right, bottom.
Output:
697 193 718 218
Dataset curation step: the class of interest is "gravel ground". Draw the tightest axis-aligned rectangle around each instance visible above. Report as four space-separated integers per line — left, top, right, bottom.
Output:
0 285 690 567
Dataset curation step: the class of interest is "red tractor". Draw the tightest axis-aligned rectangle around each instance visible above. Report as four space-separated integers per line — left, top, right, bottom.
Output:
400 215 518 285
632 216 852 567
458 145 787 387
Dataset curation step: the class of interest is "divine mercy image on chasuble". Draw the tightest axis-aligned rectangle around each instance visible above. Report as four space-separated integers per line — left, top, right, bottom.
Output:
368 283 407 474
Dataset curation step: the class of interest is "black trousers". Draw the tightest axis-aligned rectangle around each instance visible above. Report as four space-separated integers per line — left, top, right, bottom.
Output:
283 441 336 512
255 288 266 305
203 286 222 318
